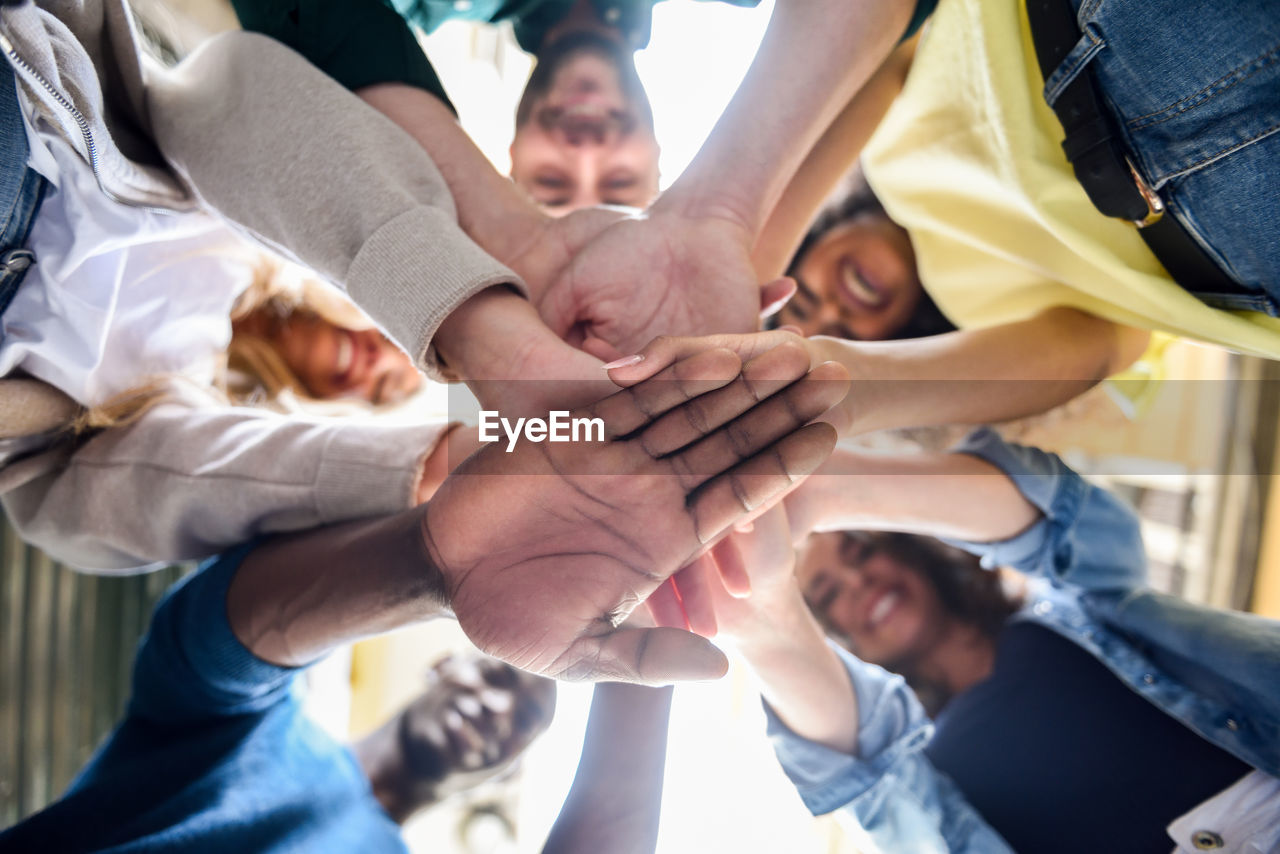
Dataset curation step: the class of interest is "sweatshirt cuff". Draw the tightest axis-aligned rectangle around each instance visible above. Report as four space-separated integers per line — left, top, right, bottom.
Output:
345 205 527 380
313 419 455 523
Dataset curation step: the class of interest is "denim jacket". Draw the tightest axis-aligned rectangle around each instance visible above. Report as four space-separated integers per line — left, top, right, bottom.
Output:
766 429 1280 853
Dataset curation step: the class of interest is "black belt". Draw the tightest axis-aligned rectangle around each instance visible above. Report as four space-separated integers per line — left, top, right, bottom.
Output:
1024 0 1253 298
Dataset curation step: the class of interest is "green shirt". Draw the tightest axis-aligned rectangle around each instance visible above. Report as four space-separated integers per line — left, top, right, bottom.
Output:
231 0 458 109
390 0 760 54
231 0 937 112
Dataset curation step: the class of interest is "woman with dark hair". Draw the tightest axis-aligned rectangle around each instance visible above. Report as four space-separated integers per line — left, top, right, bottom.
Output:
690 429 1280 853
796 531 1016 715
777 177 955 343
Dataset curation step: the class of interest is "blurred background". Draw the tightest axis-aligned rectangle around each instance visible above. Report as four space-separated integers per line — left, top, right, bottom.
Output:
4 2 1280 852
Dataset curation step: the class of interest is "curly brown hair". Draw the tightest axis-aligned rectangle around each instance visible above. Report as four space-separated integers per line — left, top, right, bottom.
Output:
807 531 1020 715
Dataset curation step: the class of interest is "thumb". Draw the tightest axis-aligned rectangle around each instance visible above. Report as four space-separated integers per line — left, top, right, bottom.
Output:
563 626 729 684
760 276 798 318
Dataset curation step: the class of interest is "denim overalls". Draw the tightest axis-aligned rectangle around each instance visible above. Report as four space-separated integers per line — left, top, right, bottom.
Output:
1045 0 1280 313
0 55 45 322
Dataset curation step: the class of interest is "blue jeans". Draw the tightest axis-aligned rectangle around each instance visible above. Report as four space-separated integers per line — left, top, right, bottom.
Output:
1046 0 1280 314
0 58 47 323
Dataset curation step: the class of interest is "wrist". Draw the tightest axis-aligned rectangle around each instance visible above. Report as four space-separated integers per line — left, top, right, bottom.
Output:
479 205 557 298
732 585 824 664
433 285 531 381
649 188 759 247
805 335 862 435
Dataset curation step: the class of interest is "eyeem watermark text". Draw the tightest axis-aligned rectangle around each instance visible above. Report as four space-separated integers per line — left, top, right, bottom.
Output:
478 410 606 453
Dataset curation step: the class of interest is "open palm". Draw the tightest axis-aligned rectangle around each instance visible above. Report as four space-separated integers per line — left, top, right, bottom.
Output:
421 344 848 683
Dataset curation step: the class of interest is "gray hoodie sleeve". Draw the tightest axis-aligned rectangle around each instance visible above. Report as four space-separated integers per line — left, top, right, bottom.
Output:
145 30 523 378
1 391 453 572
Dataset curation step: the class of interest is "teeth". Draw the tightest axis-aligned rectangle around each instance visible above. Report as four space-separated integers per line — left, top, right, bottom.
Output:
336 333 353 375
841 260 886 308
870 591 898 626
563 103 610 119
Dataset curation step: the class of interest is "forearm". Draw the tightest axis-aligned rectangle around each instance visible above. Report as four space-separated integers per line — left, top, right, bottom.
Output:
658 0 908 237
227 505 447 667
543 683 674 854
752 39 917 280
814 307 1150 435
732 588 859 754
433 286 615 412
788 448 1042 545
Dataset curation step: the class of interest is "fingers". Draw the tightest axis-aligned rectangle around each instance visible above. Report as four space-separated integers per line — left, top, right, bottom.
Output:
635 340 811 458
604 331 811 387
557 626 729 684
645 577 690 631
689 421 838 545
582 335 625 363
665 360 850 490
760 277 798 318
670 556 721 637
586 348 742 440
710 537 752 599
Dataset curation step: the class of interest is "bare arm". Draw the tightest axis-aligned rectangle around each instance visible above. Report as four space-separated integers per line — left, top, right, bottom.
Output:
752 38 919 280
608 308 1151 438
817 307 1151 436
657 0 911 237
542 683 674 854
698 509 859 753
784 448 1042 546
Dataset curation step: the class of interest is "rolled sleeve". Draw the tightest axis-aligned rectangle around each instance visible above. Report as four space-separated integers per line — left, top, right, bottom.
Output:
763 642 1011 852
128 544 298 725
765 642 934 816
946 428 1147 591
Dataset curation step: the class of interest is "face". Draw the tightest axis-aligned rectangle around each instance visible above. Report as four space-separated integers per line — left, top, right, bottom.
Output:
796 532 948 667
272 312 422 405
401 655 556 799
510 46 660 214
780 214 924 340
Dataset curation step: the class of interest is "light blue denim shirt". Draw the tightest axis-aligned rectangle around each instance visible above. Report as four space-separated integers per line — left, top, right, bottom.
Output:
766 429 1280 853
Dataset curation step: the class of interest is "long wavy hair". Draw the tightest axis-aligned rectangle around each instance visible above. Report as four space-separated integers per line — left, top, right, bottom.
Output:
807 531 1020 715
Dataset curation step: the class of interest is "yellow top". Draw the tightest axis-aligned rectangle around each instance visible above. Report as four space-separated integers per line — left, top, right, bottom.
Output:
861 0 1280 358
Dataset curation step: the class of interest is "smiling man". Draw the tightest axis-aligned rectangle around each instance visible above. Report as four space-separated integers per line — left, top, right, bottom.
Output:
507 29 659 212
231 0 758 213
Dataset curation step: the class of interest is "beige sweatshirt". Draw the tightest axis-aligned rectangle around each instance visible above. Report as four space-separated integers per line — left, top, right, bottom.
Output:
0 3 512 569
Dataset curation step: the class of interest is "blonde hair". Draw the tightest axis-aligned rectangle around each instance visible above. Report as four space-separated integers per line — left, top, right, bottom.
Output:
77 255 388 431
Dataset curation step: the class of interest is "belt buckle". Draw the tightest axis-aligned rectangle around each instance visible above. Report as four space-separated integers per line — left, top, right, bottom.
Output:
1127 159 1165 228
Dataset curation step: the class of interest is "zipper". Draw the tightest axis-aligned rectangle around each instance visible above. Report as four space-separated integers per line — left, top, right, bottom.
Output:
0 32 184 213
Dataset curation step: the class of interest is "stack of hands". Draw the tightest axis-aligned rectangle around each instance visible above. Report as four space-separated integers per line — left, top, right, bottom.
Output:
415 195 854 685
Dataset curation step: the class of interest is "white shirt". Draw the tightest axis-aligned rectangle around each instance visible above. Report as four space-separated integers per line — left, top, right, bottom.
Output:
0 86 252 407
1168 771 1280 854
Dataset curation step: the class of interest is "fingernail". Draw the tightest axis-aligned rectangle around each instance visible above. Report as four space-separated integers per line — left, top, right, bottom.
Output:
602 354 644 370
778 325 804 336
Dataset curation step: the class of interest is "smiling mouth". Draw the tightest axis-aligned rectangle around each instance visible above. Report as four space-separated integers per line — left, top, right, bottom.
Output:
867 588 901 629
335 330 354 379
838 258 889 310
